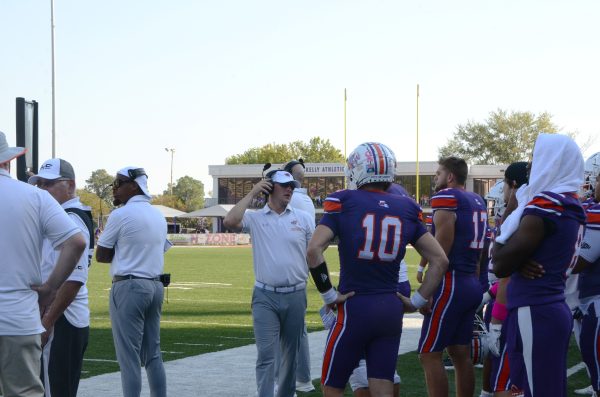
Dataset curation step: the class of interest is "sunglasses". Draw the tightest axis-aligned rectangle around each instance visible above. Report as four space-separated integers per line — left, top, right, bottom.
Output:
275 182 296 189
36 178 70 189
112 179 135 189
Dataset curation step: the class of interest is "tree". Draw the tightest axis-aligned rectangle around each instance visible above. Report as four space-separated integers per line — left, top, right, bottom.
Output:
85 169 114 209
225 137 344 164
438 109 562 164
161 175 205 213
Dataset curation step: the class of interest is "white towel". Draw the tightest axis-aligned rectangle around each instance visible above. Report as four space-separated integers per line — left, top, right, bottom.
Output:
496 133 583 245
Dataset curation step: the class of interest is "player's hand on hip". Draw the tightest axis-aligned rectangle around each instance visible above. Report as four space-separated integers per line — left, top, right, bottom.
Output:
416 271 424 284
519 260 545 279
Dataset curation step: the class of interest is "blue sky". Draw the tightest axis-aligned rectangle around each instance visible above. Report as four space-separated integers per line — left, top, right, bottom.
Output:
1 0 599 195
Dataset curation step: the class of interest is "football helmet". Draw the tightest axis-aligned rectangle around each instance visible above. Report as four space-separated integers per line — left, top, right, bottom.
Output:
345 142 396 190
471 315 489 365
485 179 505 219
581 152 600 199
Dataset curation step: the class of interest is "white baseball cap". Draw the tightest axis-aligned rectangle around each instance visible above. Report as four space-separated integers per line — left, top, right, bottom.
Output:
117 166 151 198
28 158 75 185
270 170 300 188
0 130 26 164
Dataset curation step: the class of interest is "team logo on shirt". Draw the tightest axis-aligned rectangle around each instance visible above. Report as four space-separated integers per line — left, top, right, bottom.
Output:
581 241 591 250
291 220 297 225
378 200 389 208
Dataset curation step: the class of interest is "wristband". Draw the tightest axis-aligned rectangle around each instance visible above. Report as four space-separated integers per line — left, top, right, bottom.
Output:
321 288 338 305
417 266 425 273
491 301 508 322
410 291 428 309
310 261 333 293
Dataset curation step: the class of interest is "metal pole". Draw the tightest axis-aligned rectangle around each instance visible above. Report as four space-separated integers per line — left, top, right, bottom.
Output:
165 148 175 199
416 84 420 203
50 0 56 157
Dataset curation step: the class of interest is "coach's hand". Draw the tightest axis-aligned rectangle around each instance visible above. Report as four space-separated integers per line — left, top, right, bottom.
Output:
328 291 355 309
31 283 57 315
519 260 545 279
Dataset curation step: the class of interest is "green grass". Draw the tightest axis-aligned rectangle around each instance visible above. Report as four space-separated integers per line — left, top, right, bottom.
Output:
84 246 592 396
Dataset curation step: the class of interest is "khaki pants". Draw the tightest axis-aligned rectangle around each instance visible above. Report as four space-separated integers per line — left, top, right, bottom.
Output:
0 334 44 397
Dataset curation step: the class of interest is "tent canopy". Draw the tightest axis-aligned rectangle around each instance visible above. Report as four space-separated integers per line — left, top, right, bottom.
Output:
152 205 187 218
180 204 235 218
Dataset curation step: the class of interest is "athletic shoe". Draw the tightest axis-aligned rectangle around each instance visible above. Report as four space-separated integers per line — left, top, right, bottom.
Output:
296 380 316 392
574 385 594 395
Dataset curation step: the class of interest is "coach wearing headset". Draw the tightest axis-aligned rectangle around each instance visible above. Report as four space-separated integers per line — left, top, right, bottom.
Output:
224 170 315 397
96 167 170 397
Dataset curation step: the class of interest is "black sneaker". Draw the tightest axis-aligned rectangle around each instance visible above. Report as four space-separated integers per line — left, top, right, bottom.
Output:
443 356 454 370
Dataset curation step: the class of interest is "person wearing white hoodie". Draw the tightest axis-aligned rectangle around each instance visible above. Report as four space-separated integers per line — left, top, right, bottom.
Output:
493 133 586 397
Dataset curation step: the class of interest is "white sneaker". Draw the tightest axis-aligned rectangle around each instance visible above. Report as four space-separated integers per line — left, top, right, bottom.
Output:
296 380 315 392
574 385 594 395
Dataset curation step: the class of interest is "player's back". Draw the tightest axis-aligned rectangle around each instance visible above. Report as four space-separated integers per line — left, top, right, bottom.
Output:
508 191 586 309
320 189 426 295
430 188 487 274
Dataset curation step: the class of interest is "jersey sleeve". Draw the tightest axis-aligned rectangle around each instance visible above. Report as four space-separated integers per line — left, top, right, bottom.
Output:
409 204 428 244
97 210 123 249
523 192 565 219
66 213 89 284
319 190 345 235
430 189 458 211
586 205 600 230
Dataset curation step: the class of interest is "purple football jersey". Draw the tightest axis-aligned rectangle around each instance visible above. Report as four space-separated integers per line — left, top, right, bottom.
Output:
579 202 600 299
430 188 487 274
320 189 426 294
507 192 586 309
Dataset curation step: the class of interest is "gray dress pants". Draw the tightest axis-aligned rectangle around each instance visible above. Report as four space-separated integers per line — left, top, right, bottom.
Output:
252 287 306 397
110 279 166 397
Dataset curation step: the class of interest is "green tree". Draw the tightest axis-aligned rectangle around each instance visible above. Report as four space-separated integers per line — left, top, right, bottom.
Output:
225 137 344 164
85 169 114 209
163 176 205 213
438 109 562 164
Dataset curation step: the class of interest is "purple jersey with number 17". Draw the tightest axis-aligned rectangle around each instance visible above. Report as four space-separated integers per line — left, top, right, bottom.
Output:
430 188 487 274
320 189 427 295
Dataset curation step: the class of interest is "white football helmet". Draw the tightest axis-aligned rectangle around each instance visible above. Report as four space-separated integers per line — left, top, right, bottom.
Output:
345 142 396 190
581 152 600 199
485 179 505 218
471 315 489 365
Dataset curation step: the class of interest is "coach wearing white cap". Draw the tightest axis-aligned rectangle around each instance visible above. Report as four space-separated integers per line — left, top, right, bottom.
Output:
29 158 94 397
96 166 169 397
224 170 315 397
0 131 86 397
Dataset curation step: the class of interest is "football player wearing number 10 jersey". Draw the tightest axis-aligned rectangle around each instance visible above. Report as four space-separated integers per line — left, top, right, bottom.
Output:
307 142 449 397
417 156 487 397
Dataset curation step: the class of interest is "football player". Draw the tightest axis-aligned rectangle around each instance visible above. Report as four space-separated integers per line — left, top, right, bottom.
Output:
572 166 600 397
307 142 448 397
493 133 586 397
416 156 487 397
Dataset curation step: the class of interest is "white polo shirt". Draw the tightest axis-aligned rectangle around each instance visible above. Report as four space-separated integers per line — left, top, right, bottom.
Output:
290 187 316 227
242 204 314 286
0 169 80 335
41 197 91 328
97 195 167 278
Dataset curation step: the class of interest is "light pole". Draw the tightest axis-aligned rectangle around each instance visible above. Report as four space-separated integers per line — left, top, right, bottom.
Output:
164 148 175 203
50 0 56 156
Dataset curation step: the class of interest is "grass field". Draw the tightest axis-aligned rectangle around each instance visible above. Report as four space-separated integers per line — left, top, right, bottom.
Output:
83 246 591 396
